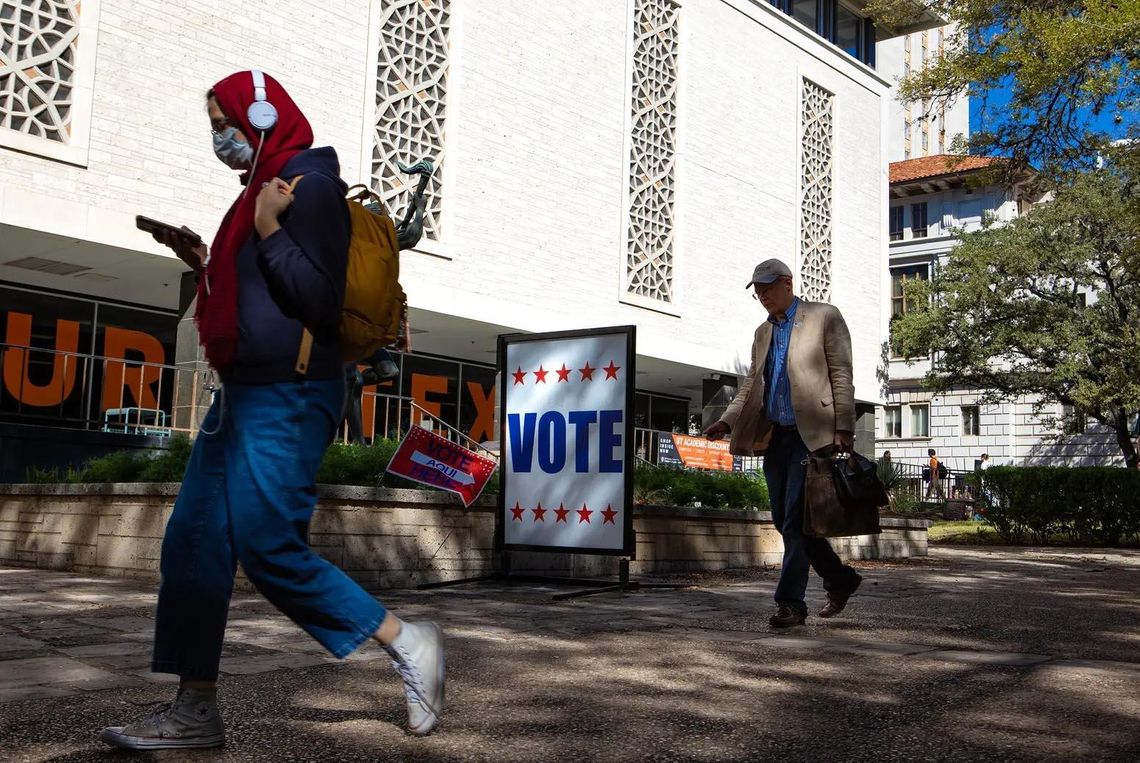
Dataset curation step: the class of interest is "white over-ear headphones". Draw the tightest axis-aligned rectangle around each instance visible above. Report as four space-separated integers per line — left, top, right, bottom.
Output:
247 69 278 132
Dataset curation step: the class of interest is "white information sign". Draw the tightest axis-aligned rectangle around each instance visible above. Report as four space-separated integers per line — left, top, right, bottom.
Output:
499 327 634 554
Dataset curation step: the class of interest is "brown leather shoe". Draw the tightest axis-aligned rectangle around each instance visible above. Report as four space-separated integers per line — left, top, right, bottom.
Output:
819 574 863 618
769 605 807 628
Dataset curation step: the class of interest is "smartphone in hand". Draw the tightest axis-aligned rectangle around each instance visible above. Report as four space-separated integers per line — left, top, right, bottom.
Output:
136 215 206 271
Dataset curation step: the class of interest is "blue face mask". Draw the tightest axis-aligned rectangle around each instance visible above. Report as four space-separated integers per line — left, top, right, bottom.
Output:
212 127 253 170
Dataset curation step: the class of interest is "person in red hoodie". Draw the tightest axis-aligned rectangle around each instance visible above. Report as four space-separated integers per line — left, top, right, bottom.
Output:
99 71 444 749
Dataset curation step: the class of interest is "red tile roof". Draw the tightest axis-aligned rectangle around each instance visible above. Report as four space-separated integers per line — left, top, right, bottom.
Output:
890 155 1006 185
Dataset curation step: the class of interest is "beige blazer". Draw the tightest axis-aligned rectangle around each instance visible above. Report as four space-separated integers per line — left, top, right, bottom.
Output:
720 300 856 456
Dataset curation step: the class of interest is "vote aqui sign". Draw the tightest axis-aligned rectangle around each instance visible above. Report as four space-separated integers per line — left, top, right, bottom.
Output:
386 426 498 508
499 326 635 555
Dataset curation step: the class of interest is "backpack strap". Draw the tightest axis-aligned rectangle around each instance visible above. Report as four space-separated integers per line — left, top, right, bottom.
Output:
295 329 314 375
285 175 312 375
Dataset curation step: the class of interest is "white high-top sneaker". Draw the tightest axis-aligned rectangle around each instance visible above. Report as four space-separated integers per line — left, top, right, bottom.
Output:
384 621 446 735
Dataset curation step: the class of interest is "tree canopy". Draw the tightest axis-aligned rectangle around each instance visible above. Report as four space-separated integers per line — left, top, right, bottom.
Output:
868 0 1140 178
891 168 1140 467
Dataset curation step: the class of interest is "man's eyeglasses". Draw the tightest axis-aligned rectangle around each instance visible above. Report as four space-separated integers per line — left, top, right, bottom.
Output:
210 118 236 136
751 278 788 299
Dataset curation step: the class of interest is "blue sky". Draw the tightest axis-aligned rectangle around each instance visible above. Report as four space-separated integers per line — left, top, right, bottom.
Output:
971 80 1133 151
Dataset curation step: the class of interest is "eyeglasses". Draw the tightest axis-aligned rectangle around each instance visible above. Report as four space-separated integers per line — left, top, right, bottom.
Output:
210 117 236 136
751 279 788 299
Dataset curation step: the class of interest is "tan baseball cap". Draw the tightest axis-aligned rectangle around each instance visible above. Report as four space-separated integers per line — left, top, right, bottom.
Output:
745 258 793 287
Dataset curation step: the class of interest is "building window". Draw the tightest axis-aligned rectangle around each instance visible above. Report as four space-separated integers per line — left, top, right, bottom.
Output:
791 0 819 32
884 406 902 438
800 78 834 303
962 405 980 436
911 404 930 438
836 4 860 58
938 109 946 153
774 1 874 65
0 0 98 166
921 123 929 153
890 265 928 318
921 30 928 63
625 0 679 304
372 0 450 241
1061 403 1087 435
889 207 904 241
911 202 928 238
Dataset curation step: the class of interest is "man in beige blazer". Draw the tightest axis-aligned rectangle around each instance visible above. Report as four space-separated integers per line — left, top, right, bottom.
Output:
704 259 862 627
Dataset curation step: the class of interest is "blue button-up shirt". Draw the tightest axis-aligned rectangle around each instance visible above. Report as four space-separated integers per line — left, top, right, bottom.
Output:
765 297 800 427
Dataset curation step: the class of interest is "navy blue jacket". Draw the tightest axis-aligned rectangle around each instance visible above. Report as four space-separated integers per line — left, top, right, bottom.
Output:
221 147 349 384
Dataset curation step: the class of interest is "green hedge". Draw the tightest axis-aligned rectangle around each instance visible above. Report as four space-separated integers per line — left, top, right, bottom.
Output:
26 436 195 485
973 466 1140 546
27 438 440 492
633 464 768 510
25 439 766 510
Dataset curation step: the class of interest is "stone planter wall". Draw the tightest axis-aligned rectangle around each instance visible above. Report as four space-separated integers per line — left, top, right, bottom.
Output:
0 484 930 588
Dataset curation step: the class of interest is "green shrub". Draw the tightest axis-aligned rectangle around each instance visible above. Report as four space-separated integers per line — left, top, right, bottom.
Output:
972 466 1140 546
85 449 149 483
137 436 194 482
633 464 768 510
889 491 923 516
24 463 90 484
317 439 433 490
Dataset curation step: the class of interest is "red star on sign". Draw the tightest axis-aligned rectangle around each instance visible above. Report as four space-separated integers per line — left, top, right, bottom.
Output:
534 365 548 384
556 364 571 382
579 362 595 381
577 503 593 524
512 366 527 385
603 360 621 380
602 504 618 524
511 502 525 521
532 502 546 522
555 503 569 522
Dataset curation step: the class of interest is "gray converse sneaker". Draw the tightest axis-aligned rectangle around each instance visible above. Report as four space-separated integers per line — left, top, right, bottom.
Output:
384 621 445 736
99 688 225 750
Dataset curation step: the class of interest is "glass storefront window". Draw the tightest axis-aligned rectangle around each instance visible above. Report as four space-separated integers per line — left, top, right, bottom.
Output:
650 395 689 433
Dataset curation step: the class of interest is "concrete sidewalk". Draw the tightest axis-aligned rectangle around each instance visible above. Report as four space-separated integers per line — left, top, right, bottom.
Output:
1 546 1139 761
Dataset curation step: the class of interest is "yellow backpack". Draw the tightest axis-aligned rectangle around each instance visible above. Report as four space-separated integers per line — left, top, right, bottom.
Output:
287 177 406 374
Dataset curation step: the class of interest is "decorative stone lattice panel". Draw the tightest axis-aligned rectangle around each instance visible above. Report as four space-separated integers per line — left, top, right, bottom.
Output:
625 0 679 304
0 0 80 144
371 0 449 240
800 79 834 303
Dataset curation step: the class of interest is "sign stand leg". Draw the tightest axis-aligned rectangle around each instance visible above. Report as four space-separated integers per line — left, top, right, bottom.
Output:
548 557 689 600
418 549 690 600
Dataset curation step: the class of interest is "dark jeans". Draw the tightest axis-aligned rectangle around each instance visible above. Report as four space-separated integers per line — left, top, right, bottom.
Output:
763 427 859 615
152 379 386 680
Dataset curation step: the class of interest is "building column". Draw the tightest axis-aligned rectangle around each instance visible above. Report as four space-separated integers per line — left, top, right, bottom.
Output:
173 272 209 433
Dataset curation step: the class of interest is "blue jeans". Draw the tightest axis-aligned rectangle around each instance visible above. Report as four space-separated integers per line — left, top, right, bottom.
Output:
763 427 858 616
152 379 386 680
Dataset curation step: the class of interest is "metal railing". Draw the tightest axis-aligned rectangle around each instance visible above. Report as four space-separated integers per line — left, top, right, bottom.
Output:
1 341 214 436
340 390 494 457
879 458 976 506
1 342 495 455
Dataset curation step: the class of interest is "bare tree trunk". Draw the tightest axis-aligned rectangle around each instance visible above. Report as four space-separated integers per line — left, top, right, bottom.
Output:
1112 408 1139 469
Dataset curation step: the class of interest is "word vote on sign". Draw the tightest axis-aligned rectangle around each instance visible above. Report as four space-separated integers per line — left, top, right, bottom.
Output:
500 327 635 555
